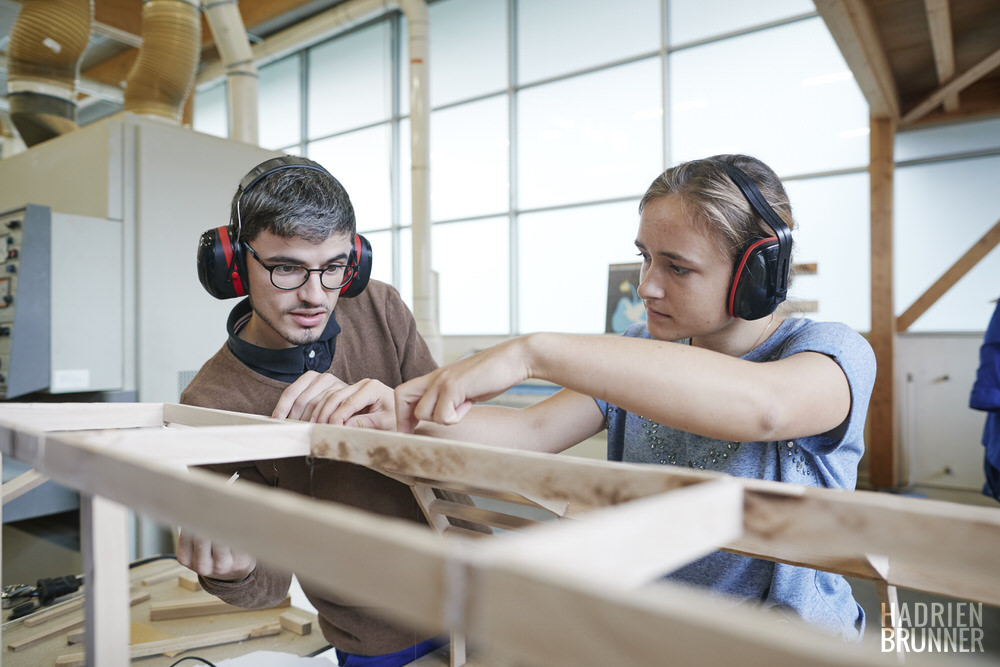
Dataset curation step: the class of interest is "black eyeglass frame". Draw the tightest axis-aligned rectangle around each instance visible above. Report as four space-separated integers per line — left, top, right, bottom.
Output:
242 242 355 291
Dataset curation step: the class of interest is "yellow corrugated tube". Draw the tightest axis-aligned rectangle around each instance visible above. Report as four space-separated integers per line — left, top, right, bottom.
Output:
124 0 201 122
5 0 92 145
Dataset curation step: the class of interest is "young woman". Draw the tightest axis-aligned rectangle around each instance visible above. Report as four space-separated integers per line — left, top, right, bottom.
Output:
282 154 876 640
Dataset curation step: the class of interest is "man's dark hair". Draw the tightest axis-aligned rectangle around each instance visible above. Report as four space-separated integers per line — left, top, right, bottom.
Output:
230 157 356 244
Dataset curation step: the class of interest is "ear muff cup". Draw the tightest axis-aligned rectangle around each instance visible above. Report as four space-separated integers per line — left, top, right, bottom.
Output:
715 161 792 321
197 226 247 300
728 237 782 321
341 234 372 298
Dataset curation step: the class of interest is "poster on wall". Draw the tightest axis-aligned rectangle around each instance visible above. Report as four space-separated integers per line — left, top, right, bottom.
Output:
606 262 646 334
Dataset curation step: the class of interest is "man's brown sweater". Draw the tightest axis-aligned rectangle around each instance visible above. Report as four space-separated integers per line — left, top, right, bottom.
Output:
180 280 438 656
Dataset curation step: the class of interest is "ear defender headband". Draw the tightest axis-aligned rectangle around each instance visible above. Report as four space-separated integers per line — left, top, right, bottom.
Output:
715 161 792 321
197 156 371 300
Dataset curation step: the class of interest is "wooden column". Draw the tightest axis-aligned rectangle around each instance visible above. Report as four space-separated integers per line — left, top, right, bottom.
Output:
81 495 131 666
869 115 897 489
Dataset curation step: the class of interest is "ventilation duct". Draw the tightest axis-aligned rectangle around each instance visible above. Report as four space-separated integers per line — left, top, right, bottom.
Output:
124 0 201 123
5 0 92 147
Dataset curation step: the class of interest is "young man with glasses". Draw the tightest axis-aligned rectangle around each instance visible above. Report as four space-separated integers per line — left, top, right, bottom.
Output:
179 156 445 666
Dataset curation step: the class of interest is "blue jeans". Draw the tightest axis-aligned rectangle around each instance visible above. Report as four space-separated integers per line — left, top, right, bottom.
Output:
335 637 446 667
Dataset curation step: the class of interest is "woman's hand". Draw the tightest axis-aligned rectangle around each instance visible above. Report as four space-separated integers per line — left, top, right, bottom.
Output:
395 336 534 433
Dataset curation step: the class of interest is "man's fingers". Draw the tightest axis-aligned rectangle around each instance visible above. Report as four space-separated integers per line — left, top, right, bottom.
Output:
273 372 346 420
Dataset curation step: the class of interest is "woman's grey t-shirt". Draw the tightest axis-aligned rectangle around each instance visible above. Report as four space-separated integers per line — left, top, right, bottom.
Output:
594 318 876 640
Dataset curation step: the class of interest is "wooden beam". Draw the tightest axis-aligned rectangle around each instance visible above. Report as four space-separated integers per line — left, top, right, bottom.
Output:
31 430 453 636
2 469 47 504
476 564 891 667
897 217 1000 331
55 621 283 667
814 0 900 119
924 0 958 111
0 402 163 433
477 479 743 590
149 594 290 621
80 495 131 667
868 116 897 489
901 45 1000 125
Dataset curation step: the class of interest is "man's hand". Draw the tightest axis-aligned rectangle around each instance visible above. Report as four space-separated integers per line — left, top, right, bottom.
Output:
176 528 256 582
272 371 348 421
301 378 398 430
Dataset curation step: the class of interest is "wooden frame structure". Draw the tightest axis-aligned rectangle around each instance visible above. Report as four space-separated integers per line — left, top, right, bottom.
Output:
816 0 1000 488
1 403 998 666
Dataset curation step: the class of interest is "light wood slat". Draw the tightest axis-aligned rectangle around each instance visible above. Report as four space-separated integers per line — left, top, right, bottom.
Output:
427 499 540 532
54 621 283 666
901 45 1000 125
2 468 47 504
443 525 493 540
0 402 164 432
22 591 150 628
924 0 959 111
81 495 130 666
149 594 290 621
897 217 1000 331
815 0 900 119
477 478 743 590
868 115 897 489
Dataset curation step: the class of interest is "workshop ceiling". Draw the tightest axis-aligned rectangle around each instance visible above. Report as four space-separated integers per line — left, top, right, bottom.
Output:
0 0 998 130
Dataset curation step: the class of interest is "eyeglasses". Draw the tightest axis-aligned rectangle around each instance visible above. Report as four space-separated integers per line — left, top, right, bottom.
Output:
243 242 354 290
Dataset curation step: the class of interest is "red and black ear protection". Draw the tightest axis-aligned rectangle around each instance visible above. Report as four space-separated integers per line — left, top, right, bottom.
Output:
716 161 792 321
197 156 371 300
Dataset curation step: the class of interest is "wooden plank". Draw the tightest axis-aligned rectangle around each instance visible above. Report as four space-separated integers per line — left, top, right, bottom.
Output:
161 402 281 427
409 474 571 516
177 572 201 591
140 564 187 586
310 423 716 509
7 613 83 652
22 591 150 629
31 431 453 635
149 594 290 621
0 403 164 433
54 621 283 667
279 610 313 636
427 499 540 532
901 45 1000 125
924 0 959 111
897 217 1000 331
61 422 313 466
412 484 459 535
475 565 894 667
734 482 1000 606
2 468 47 504
81 495 131 667
477 479 743 590
814 0 900 119
868 115 897 489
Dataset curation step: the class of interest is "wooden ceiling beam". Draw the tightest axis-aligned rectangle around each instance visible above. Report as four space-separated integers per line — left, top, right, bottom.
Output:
93 0 143 36
901 45 1000 125
924 0 959 112
815 0 900 120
